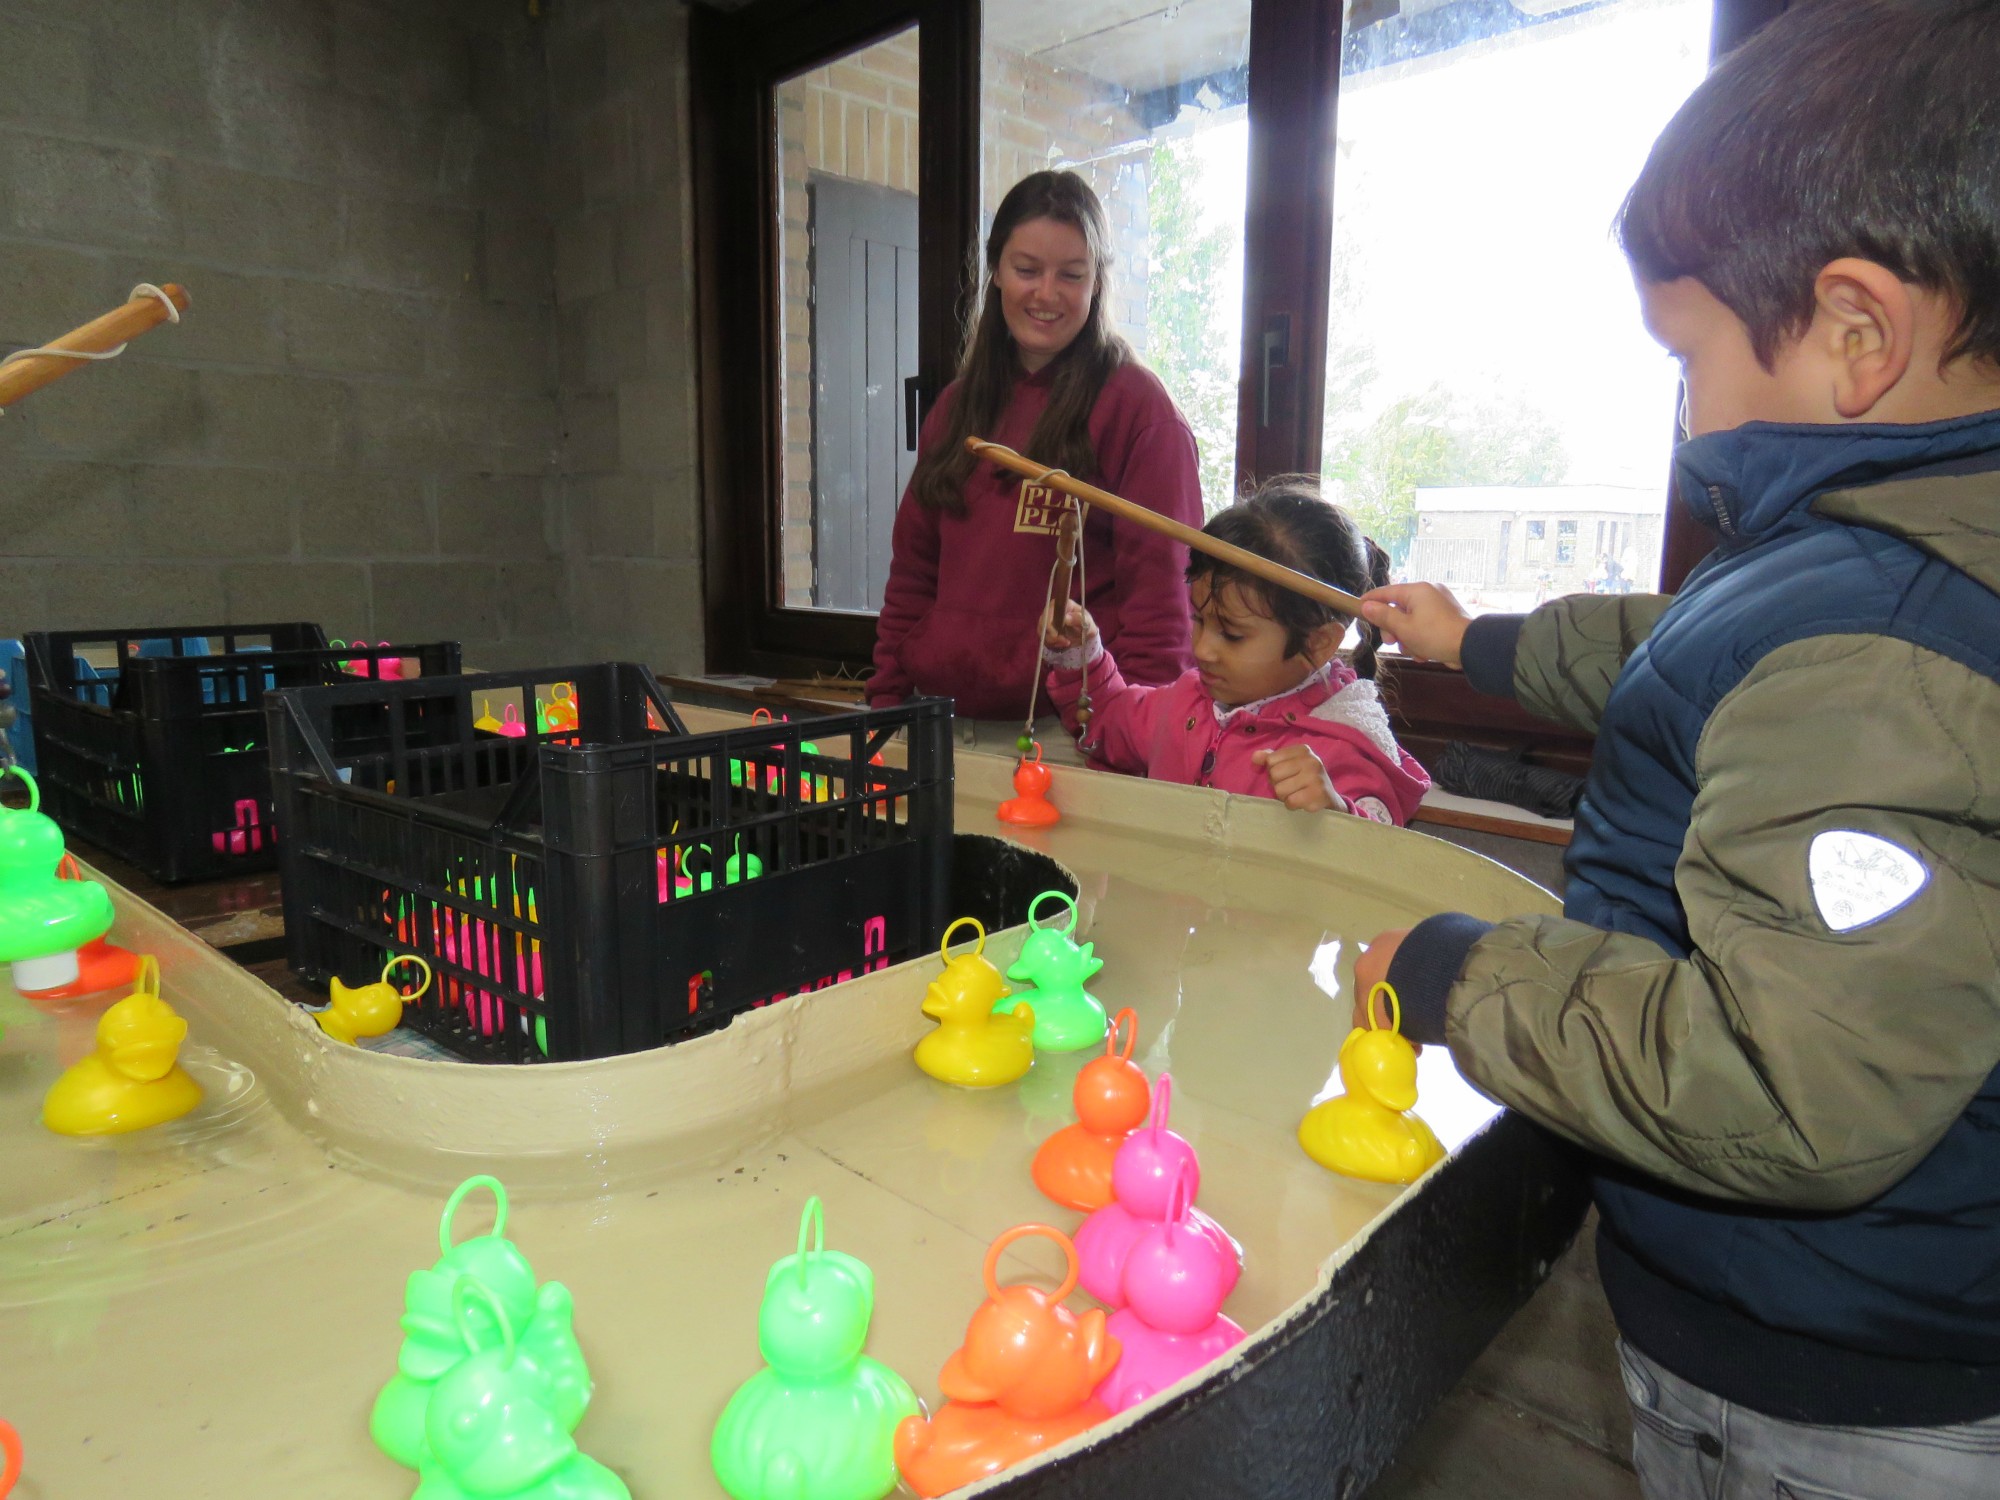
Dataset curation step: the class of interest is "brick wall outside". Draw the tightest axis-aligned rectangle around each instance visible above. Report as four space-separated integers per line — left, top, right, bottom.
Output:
0 0 564 668
774 29 1152 606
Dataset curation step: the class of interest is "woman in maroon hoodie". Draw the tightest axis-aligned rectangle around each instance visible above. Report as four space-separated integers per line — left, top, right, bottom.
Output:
869 171 1204 737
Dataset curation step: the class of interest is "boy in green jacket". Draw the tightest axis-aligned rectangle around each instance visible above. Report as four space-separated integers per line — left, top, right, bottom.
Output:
1357 2 2000 1495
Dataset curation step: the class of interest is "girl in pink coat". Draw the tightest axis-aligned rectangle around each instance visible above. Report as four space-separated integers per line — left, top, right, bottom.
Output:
1042 481 1430 823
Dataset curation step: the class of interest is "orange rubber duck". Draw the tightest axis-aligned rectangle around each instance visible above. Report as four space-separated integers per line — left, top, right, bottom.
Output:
996 743 1060 828
29 856 142 1001
894 1225 1119 1497
1032 1008 1150 1213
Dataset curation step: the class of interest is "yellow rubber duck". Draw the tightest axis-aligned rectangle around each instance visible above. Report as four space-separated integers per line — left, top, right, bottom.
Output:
1298 982 1444 1184
316 954 431 1045
43 957 204 1136
914 919 1036 1088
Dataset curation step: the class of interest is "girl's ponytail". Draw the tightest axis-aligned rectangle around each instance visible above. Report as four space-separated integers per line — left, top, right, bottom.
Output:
1354 537 1393 680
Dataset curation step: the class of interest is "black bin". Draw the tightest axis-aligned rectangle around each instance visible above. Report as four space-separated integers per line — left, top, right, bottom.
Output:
265 662 956 1062
25 623 459 883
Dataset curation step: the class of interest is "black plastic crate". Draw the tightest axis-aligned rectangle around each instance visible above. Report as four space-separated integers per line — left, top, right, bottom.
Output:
265 663 955 1063
26 625 462 884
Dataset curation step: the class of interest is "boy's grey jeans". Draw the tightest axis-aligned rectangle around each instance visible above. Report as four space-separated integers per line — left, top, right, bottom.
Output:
1620 1341 2000 1500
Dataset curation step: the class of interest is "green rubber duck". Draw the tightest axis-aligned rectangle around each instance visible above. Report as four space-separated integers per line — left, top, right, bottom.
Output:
711 1198 919 1500
0 768 114 995
998 890 1107 1052
372 1177 593 1471
413 1279 629 1500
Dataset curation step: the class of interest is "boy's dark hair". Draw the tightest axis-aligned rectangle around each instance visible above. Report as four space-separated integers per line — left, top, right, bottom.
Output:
1189 477 1393 678
1618 0 2000 369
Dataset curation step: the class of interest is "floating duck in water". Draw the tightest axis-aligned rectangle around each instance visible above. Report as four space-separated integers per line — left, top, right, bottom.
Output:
894 1225 1119 1498
1075 1073 1241 1310
0 768 115 996
42 957 203 1136
995 744 1060 828
372 1176 594 1473
1094 1160 1247 1413
1000 889 1105 1051
1297 981 1445 1185
913 918 1035 1088
414 1278 628 1500
1033 1007 1150 1212
16 855 142 1003
712 1198 919 1500
315 953 431 1045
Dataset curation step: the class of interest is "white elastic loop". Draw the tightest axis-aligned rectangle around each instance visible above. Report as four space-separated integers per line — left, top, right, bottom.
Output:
132 283 181 324
0 283 180 372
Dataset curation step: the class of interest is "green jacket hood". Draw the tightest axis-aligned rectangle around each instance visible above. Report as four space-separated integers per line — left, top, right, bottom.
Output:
1815 466 2000 597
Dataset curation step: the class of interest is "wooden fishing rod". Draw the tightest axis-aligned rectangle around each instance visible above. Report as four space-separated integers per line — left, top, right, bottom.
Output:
0 283 192 410
968 437 1364 616
1050 505 1079 612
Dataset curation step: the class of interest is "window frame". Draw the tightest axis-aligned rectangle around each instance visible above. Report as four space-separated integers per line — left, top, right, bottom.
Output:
691 0 980 677
694 0 1791 724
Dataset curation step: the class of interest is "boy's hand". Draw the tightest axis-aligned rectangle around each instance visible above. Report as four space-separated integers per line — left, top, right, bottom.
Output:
1254 745 1341 811
1042 599 1094 652
1359 583 1474 669
1352 929 1416 1049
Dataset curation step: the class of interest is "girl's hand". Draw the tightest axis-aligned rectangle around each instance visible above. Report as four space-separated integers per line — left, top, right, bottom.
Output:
1043 599 1094 652
1253 745 1341 812
1358 583 1473 669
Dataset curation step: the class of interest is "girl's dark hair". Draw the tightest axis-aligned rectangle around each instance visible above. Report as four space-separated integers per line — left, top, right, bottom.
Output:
1618 0 2000 370
909 171 1133 512
1189 477 1393 678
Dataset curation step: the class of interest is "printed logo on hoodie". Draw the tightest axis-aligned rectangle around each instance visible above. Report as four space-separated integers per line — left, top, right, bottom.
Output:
1014 481 1066 535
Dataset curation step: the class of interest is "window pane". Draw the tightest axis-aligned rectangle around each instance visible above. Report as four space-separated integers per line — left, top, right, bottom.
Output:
1324 0 1712 611
775 29 921 612
984 1 1252 515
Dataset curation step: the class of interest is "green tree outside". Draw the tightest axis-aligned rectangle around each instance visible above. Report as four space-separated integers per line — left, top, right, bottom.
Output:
1143 132 1570 555
1318 225 1570 567
1145 136 1239 515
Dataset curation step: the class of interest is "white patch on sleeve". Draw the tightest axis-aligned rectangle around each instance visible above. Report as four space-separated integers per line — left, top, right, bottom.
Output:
1807 830 1929 932
1351 795 1393 824
1309 678 1401 760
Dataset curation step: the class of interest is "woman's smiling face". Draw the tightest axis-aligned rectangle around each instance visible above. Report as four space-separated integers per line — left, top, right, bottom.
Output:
995 216 1095 372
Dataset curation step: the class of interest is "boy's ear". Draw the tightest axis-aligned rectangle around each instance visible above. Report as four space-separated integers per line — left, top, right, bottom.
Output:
1812 259 1916 419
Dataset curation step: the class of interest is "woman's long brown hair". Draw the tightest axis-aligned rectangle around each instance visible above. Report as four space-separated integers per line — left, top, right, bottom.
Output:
910 170 1132 513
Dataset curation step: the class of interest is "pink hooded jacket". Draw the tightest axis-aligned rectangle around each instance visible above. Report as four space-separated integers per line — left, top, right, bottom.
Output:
1044 643 1431 823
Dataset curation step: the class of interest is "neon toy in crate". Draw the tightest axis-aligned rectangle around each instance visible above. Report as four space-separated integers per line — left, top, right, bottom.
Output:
266 664 953 1063
24 625 459 883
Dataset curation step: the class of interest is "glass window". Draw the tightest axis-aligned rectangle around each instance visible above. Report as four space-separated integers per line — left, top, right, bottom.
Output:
1323 0 1712 612
983 0 1253 515
775 29 921 612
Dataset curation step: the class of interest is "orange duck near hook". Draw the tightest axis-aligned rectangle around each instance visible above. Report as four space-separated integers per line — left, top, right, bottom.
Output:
894 1224 1119 1497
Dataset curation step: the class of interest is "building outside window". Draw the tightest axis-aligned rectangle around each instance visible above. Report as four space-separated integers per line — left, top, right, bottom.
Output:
1324 0 1713 615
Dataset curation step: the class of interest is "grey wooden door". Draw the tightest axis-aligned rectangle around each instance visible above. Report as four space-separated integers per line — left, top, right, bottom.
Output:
810 173 919 611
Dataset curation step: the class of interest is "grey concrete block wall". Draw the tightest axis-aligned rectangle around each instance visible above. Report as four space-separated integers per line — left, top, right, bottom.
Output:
0 0 571 670
543 0 705 675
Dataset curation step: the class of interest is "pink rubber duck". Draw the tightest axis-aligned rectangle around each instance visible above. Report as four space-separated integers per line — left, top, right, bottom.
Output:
1093 1159 1246 1413
1073 1073 1241 1310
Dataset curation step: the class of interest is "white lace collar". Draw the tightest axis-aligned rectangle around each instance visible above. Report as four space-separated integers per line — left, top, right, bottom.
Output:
1212 658 1339 725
